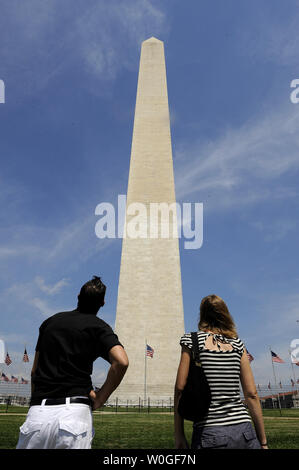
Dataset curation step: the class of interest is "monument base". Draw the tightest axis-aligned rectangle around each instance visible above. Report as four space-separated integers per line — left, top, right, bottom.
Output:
109 382 175 405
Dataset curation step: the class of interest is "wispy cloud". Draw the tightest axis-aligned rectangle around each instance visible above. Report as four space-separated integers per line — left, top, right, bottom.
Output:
0 211 116 274
30 297 62 317
0 0 167 98
174 104 299 210
237 1 299 67
35 276 69 295
0 245 41 259
2 278 72 318
249 218 297 242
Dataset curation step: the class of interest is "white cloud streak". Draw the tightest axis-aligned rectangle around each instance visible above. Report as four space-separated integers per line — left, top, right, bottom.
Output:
237 2 299 68
0 0 167 97
35 276 69 295
0 210 117 274
174 104 299 210
249 218 296 242
2 278 72 318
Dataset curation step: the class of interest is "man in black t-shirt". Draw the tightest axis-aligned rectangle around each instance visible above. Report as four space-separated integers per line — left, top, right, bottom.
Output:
16 276 128 449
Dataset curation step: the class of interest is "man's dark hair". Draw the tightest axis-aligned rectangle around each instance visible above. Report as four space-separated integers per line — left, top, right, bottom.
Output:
77 276 106 313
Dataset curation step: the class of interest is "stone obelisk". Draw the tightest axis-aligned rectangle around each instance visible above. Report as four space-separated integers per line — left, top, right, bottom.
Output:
113 37 184 402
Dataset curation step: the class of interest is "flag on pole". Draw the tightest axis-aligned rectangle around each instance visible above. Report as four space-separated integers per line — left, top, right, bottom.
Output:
268 381 271 389
1 372 10 382
257 384 260 391
146 344 154 358
5 352 12 366
23 348 29 362
246 350 254 362
291 378 295 387
279 381 282 388
271 351 284 363
11 375 18 383
21 377 28 384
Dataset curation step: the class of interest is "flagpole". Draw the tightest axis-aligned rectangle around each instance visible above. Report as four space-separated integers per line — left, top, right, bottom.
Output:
289 349 299 407
270 347 282 416
23 344 28 388
23 346 26 394
144 339 147 404
17 374 20 403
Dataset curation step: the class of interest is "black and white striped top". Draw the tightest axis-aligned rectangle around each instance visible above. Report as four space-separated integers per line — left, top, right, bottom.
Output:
180 330 251 427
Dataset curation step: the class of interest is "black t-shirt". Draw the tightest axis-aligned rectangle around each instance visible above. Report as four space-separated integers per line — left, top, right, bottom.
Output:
31 309 123 400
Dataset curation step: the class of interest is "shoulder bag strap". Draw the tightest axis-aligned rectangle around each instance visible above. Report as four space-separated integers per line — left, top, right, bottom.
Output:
190 331 200 362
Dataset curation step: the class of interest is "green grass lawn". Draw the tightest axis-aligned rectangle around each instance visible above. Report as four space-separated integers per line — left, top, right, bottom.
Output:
0 408 298 449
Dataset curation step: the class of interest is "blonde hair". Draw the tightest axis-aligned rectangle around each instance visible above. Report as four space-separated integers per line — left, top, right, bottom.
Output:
198 294 238 339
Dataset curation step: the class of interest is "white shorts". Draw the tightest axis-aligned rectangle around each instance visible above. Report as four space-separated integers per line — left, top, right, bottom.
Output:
16 398 94 449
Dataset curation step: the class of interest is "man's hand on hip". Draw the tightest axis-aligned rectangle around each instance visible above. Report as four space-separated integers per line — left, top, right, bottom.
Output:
89 389 105 411
89 346 129 411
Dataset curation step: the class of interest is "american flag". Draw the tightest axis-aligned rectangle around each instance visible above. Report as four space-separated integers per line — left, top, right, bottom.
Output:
23 348 29 363
1 372 10 382
5 352 12 366
291 378 295 387
271 351 284 363
268 381 271 389
21 377 28 384
11 375 18 383
146 344 154 358
246 350 254 362
279 381 282 388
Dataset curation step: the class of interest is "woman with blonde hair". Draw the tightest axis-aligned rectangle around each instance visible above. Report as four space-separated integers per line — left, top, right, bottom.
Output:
174 294 267 449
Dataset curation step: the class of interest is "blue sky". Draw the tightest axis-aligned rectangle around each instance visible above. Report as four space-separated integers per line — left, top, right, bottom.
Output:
0 0 299 388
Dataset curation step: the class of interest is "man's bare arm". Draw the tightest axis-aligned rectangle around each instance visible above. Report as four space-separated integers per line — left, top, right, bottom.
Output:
89 345 129 410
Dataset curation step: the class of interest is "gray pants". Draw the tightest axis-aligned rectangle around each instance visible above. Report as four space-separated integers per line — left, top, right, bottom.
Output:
191 421 261 449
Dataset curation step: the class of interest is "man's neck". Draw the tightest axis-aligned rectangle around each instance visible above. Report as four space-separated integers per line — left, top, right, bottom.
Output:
77 306 99 315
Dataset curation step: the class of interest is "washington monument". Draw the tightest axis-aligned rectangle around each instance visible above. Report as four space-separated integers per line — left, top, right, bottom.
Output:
113 37 184 402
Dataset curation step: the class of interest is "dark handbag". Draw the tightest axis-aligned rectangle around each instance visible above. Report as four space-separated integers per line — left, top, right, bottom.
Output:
178 332 211 422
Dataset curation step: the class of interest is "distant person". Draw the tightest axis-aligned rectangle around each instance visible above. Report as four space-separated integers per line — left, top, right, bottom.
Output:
16 276 128 449
174 294 267 449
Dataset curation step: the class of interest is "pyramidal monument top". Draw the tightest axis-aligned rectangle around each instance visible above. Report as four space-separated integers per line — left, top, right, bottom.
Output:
142 36 163 44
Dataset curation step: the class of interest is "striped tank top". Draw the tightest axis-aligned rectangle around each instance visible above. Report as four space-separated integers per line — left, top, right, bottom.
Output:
180 330 251 427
